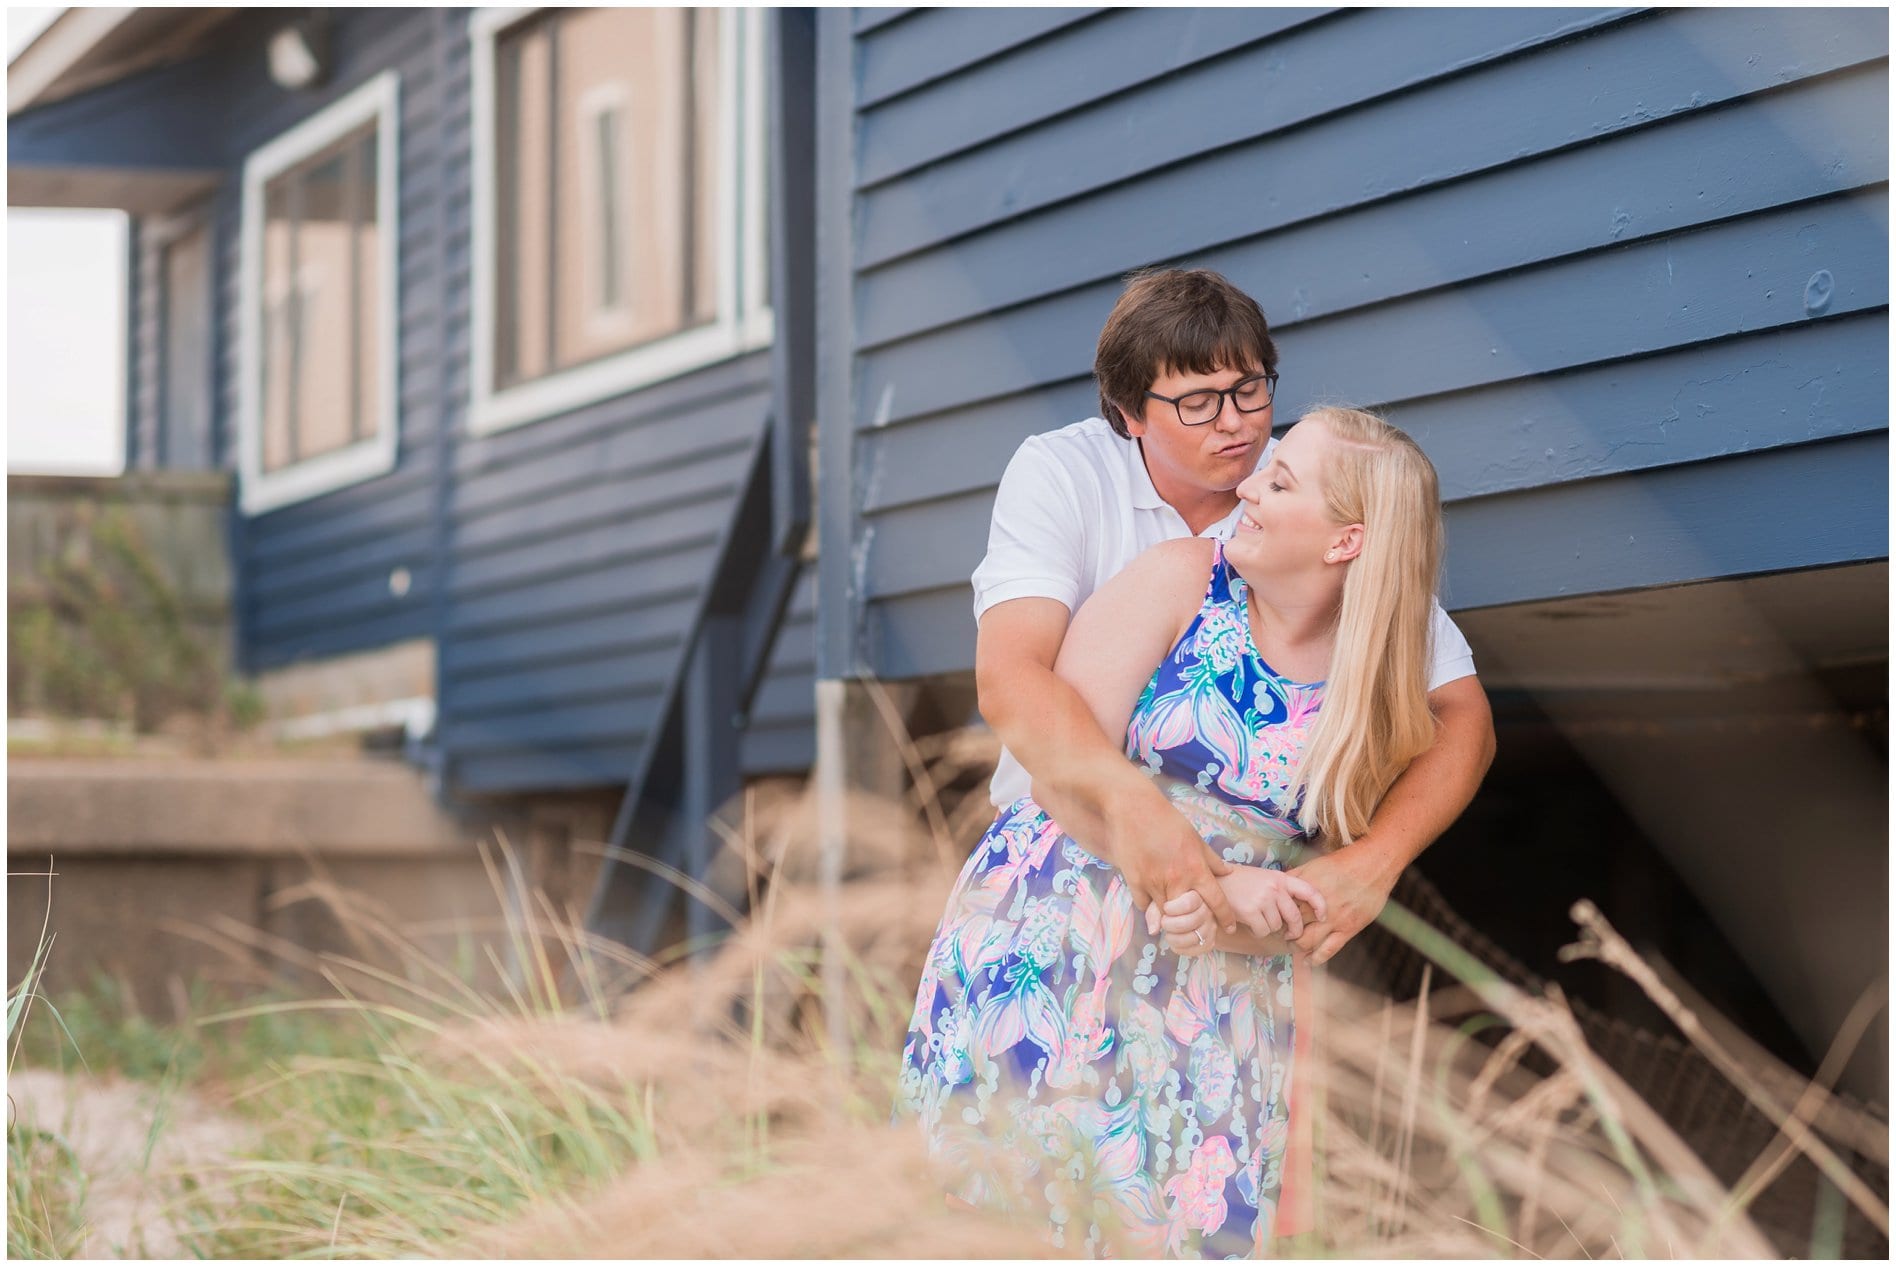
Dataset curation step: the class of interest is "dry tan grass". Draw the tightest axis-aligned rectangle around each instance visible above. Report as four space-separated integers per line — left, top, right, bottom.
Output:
422 758 1864 1258
458 1116 1055 1260
19 715 1883 1259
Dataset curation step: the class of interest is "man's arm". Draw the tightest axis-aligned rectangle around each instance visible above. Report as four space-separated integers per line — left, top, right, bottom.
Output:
1217 928 1294 957
976 600 1126 836
977 599 1142 842
976 547 1241 934
1288 674 1495 963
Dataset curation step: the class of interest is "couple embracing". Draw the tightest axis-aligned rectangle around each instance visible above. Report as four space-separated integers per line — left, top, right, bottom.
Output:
894 268 1496 1256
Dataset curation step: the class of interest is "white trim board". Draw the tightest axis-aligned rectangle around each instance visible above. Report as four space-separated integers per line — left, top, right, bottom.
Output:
235 71 402 516
271 696 437 744
467 7 773 439
7 8 136 115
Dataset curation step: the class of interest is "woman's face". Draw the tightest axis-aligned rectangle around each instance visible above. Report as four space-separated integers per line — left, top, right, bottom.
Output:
1228 417 1351 580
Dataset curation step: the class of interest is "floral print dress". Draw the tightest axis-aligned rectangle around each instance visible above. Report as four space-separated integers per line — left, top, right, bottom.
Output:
896 542 1321 1258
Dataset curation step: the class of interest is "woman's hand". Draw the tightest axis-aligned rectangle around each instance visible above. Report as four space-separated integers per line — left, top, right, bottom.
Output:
1220 865 1328 940
1155 866 1329 957
1151 891 1220 958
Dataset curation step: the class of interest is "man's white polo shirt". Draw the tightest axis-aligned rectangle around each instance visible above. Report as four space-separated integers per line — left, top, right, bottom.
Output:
972 417 1476 808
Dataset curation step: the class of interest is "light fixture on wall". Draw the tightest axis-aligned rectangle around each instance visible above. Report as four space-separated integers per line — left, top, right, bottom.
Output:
267 15 331 92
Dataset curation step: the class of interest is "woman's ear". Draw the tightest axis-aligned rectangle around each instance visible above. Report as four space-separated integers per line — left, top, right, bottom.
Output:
1330 524 1365 563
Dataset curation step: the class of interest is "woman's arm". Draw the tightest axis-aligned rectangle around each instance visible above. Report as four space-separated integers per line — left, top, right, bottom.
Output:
1028 538 1240 932
1036 538 1211 811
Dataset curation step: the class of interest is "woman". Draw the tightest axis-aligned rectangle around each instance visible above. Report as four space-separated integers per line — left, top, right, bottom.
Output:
895 407 1446 1257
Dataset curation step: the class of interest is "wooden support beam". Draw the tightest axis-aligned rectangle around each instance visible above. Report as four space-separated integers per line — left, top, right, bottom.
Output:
585 427 806 961
683 615 743 955
813 675 920 1059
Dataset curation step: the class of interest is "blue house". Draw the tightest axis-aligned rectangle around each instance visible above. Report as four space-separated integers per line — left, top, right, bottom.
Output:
10 7 1887 1114
10 6 821 953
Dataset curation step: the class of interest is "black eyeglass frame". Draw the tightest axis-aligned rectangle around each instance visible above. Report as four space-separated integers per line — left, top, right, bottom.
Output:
1142 371 1279 427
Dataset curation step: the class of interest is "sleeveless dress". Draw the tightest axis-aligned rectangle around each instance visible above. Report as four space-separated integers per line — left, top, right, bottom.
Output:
896 542 1322 1258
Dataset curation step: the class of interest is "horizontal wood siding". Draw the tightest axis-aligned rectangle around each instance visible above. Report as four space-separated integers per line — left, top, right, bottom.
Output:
409 8 812 799
831 7 1890 679
106 10 817 796
855 8 1101 107
207 9 445 669
439 355 775 795
741 567 818 776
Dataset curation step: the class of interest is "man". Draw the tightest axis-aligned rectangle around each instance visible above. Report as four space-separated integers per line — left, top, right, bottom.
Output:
972 268 1495 961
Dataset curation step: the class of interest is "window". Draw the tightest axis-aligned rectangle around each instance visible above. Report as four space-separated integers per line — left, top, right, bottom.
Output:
238 73 399 514
155 216 213 469
470 7 770 435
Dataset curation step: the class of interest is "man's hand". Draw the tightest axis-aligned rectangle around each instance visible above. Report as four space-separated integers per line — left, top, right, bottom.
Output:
1218 865 1328 940
1110 788 1241 938
1286 842 1402 965
1154 863 1330 958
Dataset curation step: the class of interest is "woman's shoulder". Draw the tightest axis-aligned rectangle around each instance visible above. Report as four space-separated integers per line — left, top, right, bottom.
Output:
1096 538 1218 630
1064 537 1219 685
1132 534 1218 573
1117 537 1217 598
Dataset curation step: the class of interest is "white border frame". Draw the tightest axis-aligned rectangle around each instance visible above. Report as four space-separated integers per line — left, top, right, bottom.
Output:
574 80 638 342
236 71 401 516
468 7 774 437
739 5 772 347
7 8 137 114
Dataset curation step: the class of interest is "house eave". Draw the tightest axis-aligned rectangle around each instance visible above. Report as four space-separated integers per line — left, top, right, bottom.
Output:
7 42 234 213
6 166 220 215
8 7 236 117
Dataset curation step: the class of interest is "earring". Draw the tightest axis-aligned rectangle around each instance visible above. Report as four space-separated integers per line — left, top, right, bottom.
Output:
1325 550 1336 562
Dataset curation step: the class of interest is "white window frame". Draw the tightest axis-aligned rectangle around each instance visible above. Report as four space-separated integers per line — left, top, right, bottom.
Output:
468 6 773 437
236 71 401 516
575 80 637 344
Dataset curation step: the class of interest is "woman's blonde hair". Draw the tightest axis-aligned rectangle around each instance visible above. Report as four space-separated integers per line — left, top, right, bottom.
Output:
1288 407 1444 845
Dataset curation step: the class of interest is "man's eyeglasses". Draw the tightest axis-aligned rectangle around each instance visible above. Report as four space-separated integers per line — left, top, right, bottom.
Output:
1144 372 1277 427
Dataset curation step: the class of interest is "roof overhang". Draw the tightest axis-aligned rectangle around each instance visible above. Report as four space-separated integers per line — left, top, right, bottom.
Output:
8 7 236 116
8 166 220 214
8 8 238 212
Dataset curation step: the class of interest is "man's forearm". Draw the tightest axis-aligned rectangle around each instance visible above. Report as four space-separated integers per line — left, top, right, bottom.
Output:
1283 688 1495 962
1350 686 1495 874
1215 928 1293 958
982 660 1156 859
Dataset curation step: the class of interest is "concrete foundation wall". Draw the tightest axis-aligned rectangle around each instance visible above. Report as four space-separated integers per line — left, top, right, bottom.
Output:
8 852 509 1015
252 637 436 734
5 756 553 1015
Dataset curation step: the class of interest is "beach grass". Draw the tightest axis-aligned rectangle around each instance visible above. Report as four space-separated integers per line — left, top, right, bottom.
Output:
6 734 1884 1258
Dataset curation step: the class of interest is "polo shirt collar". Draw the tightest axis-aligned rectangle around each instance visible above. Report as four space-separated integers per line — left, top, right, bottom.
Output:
1206 502 1244 540
1129 433 1253 538
1128 437 1168 511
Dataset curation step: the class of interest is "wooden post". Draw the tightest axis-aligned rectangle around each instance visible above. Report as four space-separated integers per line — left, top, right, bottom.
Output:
812 676 919 1064
814 677 850 1062
683 615 742 960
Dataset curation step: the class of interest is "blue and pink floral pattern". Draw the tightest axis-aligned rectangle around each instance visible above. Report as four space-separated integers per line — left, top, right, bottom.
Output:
897 543 1323 1258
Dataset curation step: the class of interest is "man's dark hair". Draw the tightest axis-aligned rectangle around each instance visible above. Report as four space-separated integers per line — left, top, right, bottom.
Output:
1094 268 1278 439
